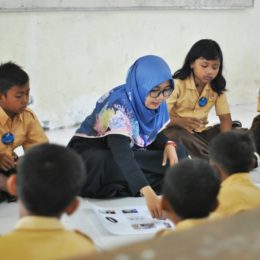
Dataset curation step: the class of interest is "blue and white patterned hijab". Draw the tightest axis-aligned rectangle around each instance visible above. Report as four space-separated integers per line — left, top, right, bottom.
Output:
75 55 174 147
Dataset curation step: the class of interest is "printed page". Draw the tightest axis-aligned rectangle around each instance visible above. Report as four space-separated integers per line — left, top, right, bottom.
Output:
90 202 175 235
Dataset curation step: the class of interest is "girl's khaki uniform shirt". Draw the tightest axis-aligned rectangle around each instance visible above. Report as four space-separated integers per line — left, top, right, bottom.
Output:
167 76 230 132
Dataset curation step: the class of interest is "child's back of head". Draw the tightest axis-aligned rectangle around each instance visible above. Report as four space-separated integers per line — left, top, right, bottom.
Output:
1 144 95 259
209 130 256 175
17 143 86 216
0 62 29 94
162 158 220 221
209 131 260 218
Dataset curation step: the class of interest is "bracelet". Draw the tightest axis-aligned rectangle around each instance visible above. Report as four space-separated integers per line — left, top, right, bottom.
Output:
166 140 177 148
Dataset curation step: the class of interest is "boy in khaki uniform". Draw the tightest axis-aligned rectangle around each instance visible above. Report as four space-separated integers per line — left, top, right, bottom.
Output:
0 62 48 200
0 143 95 259
209 131 260 217
157 158 220 237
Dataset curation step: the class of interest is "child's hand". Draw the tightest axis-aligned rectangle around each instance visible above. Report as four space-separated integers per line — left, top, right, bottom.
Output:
0 153 16 171
177 117 202 132
140 186 165 219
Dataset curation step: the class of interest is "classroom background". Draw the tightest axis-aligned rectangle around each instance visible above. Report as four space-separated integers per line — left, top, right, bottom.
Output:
0 0 259 130
1 1 260 256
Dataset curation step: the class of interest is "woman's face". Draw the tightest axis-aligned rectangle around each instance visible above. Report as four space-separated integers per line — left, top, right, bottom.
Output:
191 57 220 86
145 80 172 110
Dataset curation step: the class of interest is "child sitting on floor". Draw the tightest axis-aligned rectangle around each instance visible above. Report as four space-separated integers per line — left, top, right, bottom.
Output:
165 39 237 161
157 158 220 236
0 62 48 202
0 143 95 259
209 130 260 217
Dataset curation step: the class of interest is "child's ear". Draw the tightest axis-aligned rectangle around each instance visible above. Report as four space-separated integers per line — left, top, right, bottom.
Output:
161 195 181 225
65 198 80 215
210 161 227 182
161 195 171 212
0 93 3 104
7 174 17 196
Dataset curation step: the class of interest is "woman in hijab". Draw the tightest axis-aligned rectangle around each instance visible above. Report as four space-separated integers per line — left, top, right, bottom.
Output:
68 55 187 218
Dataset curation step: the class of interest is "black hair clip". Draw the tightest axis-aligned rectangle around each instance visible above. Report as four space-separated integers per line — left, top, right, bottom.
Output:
198 97 208 107
1 132 14 145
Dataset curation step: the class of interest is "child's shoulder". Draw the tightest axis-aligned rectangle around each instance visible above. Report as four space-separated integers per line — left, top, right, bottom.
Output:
155 228 174 237
174 75 193 86
22 107 37 120
173 77 186 85
74 229 94 243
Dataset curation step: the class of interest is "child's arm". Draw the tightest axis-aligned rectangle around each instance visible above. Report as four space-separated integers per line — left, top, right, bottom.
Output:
218 114 232 132
167 80 202 131
215 93 232 132
168 116 202 132
22 110 49 150
0 152 15 171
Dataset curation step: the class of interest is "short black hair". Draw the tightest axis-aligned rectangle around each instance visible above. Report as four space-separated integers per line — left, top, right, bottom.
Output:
0 61 29 94
17 143 86 216
209 130 256 174
162 158 220 219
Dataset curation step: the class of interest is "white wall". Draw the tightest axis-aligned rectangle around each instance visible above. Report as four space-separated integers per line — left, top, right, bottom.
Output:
0 2 259 128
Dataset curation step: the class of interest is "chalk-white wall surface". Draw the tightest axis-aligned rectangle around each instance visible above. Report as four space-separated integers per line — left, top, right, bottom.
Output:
0 1 259 129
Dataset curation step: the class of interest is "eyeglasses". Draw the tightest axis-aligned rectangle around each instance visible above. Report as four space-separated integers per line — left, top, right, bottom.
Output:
149 88 173 98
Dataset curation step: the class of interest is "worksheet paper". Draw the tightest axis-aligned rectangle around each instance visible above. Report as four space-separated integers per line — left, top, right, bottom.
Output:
90 203 175 235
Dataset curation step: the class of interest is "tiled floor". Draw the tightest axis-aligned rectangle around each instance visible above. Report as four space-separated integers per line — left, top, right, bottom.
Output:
0 104 259 250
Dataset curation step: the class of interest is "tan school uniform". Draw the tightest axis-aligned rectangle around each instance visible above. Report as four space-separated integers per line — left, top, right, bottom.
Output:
0 216 95 259
0 107 48 156
156 218 210 237
167 75 230 132
165 75 231 159
211 173 260 217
